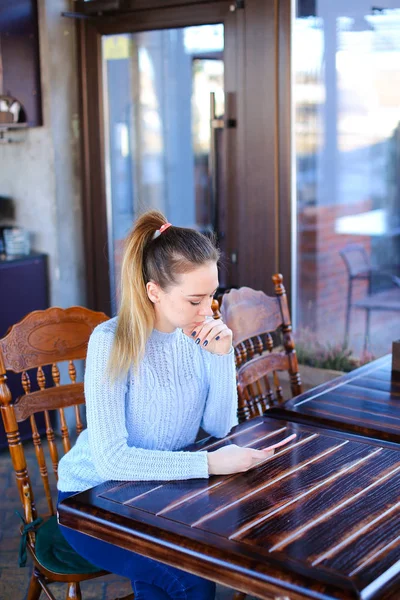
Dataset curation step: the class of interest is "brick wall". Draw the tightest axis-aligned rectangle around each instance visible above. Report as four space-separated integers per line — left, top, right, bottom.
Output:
298 199 372 338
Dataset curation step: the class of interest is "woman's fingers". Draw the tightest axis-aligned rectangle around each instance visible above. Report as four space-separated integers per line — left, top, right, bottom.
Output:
251 449 272 459
191 319 224 344
204 326 232 354
238 448 274 472
183 318 232 354
250 449 275 468
251 448 274 461
182 317 215 341
208 445 276 475
200 323 228 346
208 438 297 476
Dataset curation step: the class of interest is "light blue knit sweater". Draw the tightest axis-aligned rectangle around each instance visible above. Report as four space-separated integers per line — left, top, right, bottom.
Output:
57 318 238 492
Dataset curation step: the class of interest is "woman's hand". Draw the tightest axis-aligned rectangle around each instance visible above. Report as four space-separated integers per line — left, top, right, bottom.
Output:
183 317 233 355
207 444 274 475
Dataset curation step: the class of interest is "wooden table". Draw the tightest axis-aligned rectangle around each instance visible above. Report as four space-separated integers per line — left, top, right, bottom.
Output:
58 416 400 600
269 355 400 444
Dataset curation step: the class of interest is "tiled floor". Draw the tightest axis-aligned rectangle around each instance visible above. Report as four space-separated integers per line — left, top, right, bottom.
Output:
0 440 253 600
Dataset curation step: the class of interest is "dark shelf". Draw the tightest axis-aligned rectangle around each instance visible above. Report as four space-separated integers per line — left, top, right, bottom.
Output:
0 253 49 450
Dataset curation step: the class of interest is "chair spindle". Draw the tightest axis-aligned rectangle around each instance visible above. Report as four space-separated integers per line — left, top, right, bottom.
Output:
51 363 60 386
37 366 46 390
30 414 54 515
43 409 59 479
21 371 31 394
265 333 273 352
68 360 77 384
255 335 263 356
75 405 84 436
58 407 71 454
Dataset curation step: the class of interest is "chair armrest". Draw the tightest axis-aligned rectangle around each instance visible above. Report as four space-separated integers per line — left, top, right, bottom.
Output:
368 268 400 286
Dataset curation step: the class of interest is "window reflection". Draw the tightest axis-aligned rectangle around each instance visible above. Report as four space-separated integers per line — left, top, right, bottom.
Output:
102 25 224 312
295 3 400 359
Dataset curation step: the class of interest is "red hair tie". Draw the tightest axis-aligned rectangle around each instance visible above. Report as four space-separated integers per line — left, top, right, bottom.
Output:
153 222 172 240
159 223 172 234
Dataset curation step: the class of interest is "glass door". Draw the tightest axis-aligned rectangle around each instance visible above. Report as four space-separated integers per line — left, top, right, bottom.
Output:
102 25 225 312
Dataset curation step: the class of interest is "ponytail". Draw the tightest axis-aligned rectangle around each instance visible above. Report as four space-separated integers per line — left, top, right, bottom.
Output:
108 210 219 379
108 211 166 378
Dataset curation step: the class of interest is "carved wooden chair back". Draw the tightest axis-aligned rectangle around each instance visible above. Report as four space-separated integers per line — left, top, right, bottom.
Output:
0 306 134 600
218 274 302 421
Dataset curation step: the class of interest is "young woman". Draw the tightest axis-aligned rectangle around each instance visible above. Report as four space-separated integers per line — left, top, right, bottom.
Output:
57 210 273 600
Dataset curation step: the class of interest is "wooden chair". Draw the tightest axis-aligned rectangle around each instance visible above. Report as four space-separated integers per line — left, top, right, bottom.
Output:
0 306 134 600
217 274 302 422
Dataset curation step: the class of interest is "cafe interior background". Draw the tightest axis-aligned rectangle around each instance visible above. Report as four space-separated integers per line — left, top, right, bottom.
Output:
1 0 400 596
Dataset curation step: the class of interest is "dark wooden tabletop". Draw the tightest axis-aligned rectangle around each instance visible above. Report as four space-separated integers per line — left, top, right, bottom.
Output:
58 416 400 600
269 355 400 444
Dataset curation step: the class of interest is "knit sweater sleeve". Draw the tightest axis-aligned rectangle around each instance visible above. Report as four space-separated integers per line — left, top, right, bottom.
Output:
85 327 209 481
200 348 238 438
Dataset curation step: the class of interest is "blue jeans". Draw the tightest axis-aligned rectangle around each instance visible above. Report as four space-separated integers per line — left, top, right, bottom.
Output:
57 491 216 600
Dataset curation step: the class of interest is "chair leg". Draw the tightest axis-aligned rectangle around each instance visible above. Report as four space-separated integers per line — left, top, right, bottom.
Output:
344 279 352 344
364 309 371 353
65 582 82 600
27 569 42 600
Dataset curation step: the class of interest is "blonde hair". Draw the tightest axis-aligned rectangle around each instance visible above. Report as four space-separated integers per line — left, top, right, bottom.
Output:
108 210 220 378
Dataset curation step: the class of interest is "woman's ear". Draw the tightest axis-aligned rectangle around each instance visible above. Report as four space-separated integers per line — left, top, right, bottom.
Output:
146 281 161 304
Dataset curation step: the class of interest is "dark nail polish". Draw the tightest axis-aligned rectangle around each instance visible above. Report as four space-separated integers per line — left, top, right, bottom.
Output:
191 331 196 337
216 336 220 341
195 338 200 345
203 340 208 347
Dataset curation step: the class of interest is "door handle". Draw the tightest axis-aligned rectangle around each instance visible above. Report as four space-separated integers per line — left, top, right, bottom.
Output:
209 91 224 236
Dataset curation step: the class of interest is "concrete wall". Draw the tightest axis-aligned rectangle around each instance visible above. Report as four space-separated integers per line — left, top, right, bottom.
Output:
0 0 86 308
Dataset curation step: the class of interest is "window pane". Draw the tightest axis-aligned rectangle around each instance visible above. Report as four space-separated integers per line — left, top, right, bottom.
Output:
102 25 224 312
294 3 400 361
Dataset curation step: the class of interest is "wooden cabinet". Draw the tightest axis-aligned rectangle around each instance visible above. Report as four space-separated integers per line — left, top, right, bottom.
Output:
0 0 42 127
0 253 49 449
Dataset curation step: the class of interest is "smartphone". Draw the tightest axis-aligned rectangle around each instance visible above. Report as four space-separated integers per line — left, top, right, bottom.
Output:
264 433 297 451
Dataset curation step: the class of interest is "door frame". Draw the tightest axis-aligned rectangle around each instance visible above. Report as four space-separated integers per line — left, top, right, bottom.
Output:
73 0 293 316
233 0 293 301
76 0 239 314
